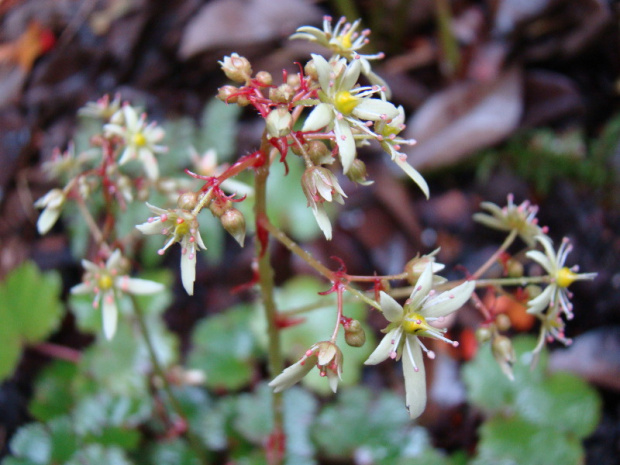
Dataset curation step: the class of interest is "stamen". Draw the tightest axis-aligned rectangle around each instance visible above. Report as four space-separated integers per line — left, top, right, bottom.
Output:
405 337 419 372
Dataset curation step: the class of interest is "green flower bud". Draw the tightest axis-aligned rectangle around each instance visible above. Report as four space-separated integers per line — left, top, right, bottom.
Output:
221 208 246 246
495 313 511 332
304 60 318 80
475 326 492 343
307 140 332 165
492 335 516 381
269 84 294 103
266 107 292 138
345 159 372 185
344 319 366 347
506 259 524 278
209 197 233 218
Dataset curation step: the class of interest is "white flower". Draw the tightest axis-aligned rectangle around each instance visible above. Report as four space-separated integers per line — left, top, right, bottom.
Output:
78 94 121 121
474 194 544 246
269 341 343 393
526 235 596 352
301 166 347 240
34 188 66 234
374 105 428 198
135 203 206 295
71 249 164 339
290 16 391 97
104 104 166 180
526 235 597 318
365 265 475 419
302 54 399 173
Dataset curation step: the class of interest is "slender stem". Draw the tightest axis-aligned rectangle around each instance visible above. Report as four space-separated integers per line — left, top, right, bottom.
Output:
330 286 344 342
346 272 408 282
31 342 81 363
74 194 109 253
254 145 285 465
263 221 381 311
472 229 518 280
130 296 208 464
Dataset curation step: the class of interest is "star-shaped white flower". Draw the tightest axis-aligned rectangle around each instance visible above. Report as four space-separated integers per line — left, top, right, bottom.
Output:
71 249 164 339
301 166 347 240
269 341 343 393
365 265 475 419
34 188 66 234
104 104 166 180
302 54 399 173
135 203 206 295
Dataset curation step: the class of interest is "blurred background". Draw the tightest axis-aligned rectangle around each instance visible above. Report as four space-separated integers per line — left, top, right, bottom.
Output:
0 0 619 464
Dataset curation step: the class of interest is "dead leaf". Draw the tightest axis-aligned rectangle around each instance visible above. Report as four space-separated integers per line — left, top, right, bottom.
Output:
404 67 523 171
0 20 55 72
178 0 321 59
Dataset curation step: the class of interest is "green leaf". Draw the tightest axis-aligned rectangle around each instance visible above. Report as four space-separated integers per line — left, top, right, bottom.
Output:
8 423 51 464
234 383 273 443
473 416 584 465
515 371 601 438
0 314 21 381
48 416 79 463
141 439 202 465
283 388 318 465
188 304 257 391
462 335 547 413
65 444 135 465
0 261 63 343
29 360 78 421
73 392 152 436
198 98 242 160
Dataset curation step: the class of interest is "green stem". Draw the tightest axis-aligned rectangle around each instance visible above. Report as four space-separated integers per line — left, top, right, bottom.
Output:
131 296 208 464
254 145 285 465
472 229 518 280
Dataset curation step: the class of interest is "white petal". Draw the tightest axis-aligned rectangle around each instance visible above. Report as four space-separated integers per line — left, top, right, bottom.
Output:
334 118 355 173
106 249 123 270
326 370 340 393
312 204 332 240
181 250 197 295
118 146 134 165
402 336 426 419
195 229 207 250
102 291 118 340
339 59 361 91
70 282 92 295
116 276 164 295
379 291 404 323
123 105 138 130
526 284 555 314
136 219 165 235
317 344 337 366
365 329 399 365
409 265 434 309
139 148 159 180
472 213 508 231
311 54 332 92
526 250 554 275
302 103 333 132
352 98 399 121
423 280 475 319
37 207 61 234
393 157 429 199
268 356 316 393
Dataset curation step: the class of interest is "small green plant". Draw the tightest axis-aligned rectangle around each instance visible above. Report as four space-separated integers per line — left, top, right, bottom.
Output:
4 15 600 465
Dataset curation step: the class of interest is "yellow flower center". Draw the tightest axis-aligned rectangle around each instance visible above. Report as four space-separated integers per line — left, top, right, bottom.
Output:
174 219 190 237
556 267 577 288
97 274 114 291
132 132 147 147
401 312 429 335
338 30 354 50
334 91 359 115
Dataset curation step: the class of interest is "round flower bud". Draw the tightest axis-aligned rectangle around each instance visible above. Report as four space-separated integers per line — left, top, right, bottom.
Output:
525 284 542 300
286 73 301 88
506 259 524 278
344 319 366 347
307 140 332 165
255 70 273 86
269 84 294 103
177 191 199 210
304 60 318 80
209 197 233 218
475 326 492 343
217 85 239 103
219 53 252 83
221 208 246 247
491 335 516 379
236 94 251 106
495 313 511 332
345 159 371 185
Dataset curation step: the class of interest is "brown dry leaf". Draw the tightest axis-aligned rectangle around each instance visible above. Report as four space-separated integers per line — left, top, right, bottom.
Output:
0 21 55 71
178 0 321 59
404 67 523 171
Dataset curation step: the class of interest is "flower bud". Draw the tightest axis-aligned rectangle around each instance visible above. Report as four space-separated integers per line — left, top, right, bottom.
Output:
221 208 246 246
304 60 318 80
475 326 492 343
307 140 332 165
269 84 294 103
286 73 300 88
344 319 366 347
177 191 199 210
219 53 252 83
265 107 292 138
255 70 273 86
217 85 239 103
495 313 511 332
506 259 524 278
209 196 233 218
345 159 372 185
525 284 542 300
492 335 516 380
